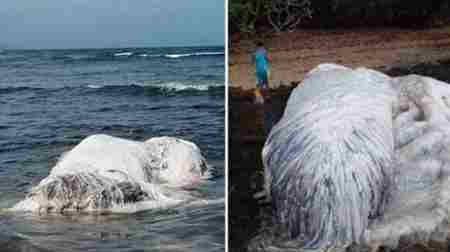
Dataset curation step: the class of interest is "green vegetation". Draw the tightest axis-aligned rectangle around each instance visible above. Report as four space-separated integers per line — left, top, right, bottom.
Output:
229 0 312 34
229 0 450 34
229 0 266 34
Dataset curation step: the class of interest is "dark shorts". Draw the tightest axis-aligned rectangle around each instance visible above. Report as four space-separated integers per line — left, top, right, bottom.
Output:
256 70 268 88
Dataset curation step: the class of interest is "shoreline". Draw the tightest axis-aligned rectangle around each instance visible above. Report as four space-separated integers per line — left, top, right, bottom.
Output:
230 26 450 91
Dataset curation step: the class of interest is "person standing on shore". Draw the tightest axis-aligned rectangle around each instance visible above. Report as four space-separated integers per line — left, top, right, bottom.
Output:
253 41 271 104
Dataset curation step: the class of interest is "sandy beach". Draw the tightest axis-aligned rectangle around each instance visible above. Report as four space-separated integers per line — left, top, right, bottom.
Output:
230 26 450 91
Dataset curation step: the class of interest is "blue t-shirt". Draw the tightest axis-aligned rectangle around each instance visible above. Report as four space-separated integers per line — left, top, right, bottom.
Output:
255 47 269 74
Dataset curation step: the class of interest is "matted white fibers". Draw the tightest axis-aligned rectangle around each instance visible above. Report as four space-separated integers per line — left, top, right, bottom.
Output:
253 64 450 251
12 134 211 214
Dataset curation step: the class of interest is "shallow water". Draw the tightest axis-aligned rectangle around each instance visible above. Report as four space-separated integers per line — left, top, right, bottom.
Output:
0 47 224 252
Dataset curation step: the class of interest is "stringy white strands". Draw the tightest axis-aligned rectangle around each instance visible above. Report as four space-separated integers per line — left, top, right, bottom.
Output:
254 64 450 251
367 74 450 249
144 137 210 187
12 134 210 213
262 64 396 248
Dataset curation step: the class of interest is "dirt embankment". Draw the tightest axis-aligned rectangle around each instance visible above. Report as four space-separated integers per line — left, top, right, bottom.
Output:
229 26 450 92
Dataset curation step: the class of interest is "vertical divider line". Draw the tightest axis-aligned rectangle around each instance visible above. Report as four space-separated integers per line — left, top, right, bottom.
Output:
224 0 230 250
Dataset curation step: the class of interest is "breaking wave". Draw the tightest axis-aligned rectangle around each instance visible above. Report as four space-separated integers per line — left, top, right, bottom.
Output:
114 52 133 57
84 82 224 95
0 48 224 64
113 51 224 59
164 52 224 59
0 83 223 96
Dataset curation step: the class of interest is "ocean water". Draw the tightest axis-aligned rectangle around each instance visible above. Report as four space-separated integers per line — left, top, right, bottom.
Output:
0 46 224 252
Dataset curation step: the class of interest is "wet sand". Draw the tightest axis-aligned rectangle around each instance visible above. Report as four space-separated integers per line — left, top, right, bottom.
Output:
230 27 450 90
229 87 291 252
229 60 450 252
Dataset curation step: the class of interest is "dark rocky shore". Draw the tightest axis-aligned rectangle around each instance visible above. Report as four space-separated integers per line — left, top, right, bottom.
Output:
228 59 450 252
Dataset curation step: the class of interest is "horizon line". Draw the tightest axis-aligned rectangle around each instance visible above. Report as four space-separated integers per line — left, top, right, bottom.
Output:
3 44 225 51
